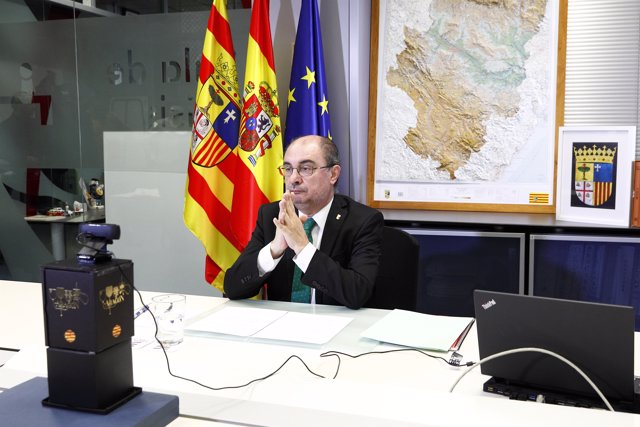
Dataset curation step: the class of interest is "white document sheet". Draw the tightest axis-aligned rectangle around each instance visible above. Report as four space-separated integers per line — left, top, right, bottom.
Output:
187 306 352 345
253 312 353 345
187 306 288 337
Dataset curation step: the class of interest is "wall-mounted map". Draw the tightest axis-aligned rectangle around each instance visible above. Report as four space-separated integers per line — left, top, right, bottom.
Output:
368 0 566 212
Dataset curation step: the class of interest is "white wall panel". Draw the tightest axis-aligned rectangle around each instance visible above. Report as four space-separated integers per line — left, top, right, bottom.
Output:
564 0 640 156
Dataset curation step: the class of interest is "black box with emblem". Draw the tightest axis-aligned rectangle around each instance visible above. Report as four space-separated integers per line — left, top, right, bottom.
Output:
41 258 139 412
42 258 134 352
44 339 137 411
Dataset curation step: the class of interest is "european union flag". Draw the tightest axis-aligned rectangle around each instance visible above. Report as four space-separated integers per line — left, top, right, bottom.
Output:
284 0 331 146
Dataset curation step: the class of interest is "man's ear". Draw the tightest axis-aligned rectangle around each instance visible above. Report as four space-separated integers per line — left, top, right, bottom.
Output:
330 165 341 185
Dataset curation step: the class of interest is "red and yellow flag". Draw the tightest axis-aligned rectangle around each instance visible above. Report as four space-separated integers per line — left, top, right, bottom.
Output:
184 0 242 291
184 0 283 292
234 0 283 239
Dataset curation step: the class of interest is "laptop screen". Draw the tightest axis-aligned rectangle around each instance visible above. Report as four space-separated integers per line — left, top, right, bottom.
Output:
473 290 635 403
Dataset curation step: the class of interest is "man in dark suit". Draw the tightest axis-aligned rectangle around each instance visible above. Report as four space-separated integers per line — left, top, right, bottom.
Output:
224 135 383 309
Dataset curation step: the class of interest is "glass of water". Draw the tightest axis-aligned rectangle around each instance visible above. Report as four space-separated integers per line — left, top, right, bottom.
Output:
151 293 186 348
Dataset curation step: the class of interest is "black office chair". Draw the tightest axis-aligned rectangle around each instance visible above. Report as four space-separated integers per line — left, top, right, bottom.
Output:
365 226 419 311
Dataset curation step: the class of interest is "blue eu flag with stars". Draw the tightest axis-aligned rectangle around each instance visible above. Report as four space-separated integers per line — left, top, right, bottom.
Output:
284 0 331 146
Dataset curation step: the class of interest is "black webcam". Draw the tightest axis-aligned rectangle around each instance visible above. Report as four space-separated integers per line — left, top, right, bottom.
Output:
77 223 121 263
78 223 121 241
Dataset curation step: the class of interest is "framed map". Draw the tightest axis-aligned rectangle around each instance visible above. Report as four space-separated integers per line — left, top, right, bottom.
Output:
367 0 567 213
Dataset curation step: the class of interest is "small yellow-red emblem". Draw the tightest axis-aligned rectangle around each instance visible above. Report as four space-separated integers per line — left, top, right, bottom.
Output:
112 324 122 338
64 329 76 343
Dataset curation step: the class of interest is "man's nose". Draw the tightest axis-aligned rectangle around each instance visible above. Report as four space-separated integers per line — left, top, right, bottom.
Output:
288 168 303 181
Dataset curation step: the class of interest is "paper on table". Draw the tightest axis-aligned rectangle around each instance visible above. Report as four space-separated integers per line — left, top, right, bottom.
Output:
253 311 353 345
187 306 287 337
360 309 474 352
187 306 353 345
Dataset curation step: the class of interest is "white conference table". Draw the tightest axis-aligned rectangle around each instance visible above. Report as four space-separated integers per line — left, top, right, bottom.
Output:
1 279 640 426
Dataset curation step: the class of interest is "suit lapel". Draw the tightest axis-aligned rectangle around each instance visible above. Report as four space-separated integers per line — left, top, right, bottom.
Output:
320 195 347 255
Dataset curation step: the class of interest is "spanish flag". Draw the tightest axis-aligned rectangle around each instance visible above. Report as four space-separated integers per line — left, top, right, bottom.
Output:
235 0 283 237
184 0 267 292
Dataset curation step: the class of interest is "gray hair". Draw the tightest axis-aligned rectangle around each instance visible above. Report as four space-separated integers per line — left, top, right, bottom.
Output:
288 135 340 166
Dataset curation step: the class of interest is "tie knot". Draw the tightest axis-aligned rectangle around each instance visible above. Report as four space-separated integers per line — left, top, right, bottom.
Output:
303 217 315 241
303 217 315 232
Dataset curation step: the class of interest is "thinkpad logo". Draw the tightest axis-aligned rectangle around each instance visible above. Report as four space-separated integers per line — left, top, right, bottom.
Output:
481 299 496 310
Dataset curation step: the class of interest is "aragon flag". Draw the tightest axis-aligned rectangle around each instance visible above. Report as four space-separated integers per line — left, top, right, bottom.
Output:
184 0 245 292
235 0 283 250
284 0 331 145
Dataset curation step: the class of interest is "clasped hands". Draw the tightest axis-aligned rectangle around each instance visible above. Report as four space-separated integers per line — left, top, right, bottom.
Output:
270 191 310 259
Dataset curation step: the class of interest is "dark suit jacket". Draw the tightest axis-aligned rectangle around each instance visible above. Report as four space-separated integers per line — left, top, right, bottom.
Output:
223 194 384 309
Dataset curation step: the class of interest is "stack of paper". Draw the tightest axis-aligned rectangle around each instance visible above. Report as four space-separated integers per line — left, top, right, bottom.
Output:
360 309 475 352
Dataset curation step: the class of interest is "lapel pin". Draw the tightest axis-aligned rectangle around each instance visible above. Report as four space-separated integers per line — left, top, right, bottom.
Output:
336 214 341 220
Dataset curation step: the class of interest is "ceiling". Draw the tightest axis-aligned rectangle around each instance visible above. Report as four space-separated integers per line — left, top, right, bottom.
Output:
28 0 250 20
97 0 251 15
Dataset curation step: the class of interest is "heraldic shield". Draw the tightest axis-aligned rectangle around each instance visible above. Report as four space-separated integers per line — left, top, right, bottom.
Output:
573 143 617 208
239 80 281 166
191 74 240 168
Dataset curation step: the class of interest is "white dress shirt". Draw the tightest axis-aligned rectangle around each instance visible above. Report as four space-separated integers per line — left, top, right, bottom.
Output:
257 198 333 304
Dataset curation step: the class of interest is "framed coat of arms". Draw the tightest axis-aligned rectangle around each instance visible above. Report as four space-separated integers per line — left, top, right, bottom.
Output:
556 126 636 226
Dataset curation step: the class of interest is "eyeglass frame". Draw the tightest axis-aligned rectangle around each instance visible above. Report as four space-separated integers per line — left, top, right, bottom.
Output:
277 164 336 177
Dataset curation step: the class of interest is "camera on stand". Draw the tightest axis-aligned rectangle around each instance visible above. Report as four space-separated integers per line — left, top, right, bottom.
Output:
76 223 121 264
42 223 139 413
38 222 177 421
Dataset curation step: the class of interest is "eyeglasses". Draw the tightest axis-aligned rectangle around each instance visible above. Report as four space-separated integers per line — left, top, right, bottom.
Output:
278 165 334 177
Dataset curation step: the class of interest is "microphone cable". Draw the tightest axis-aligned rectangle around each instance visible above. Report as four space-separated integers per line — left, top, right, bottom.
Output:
320 348 474 379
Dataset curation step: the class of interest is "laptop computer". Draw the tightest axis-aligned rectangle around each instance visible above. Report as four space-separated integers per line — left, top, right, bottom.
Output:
473 290 638 412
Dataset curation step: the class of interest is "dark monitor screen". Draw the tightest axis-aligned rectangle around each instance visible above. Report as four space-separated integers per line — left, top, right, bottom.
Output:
530 234 640 330
405 229 524 317
474 290 635 404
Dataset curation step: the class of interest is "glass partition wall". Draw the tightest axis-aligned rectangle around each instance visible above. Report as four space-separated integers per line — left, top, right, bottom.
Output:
0 1 249 282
